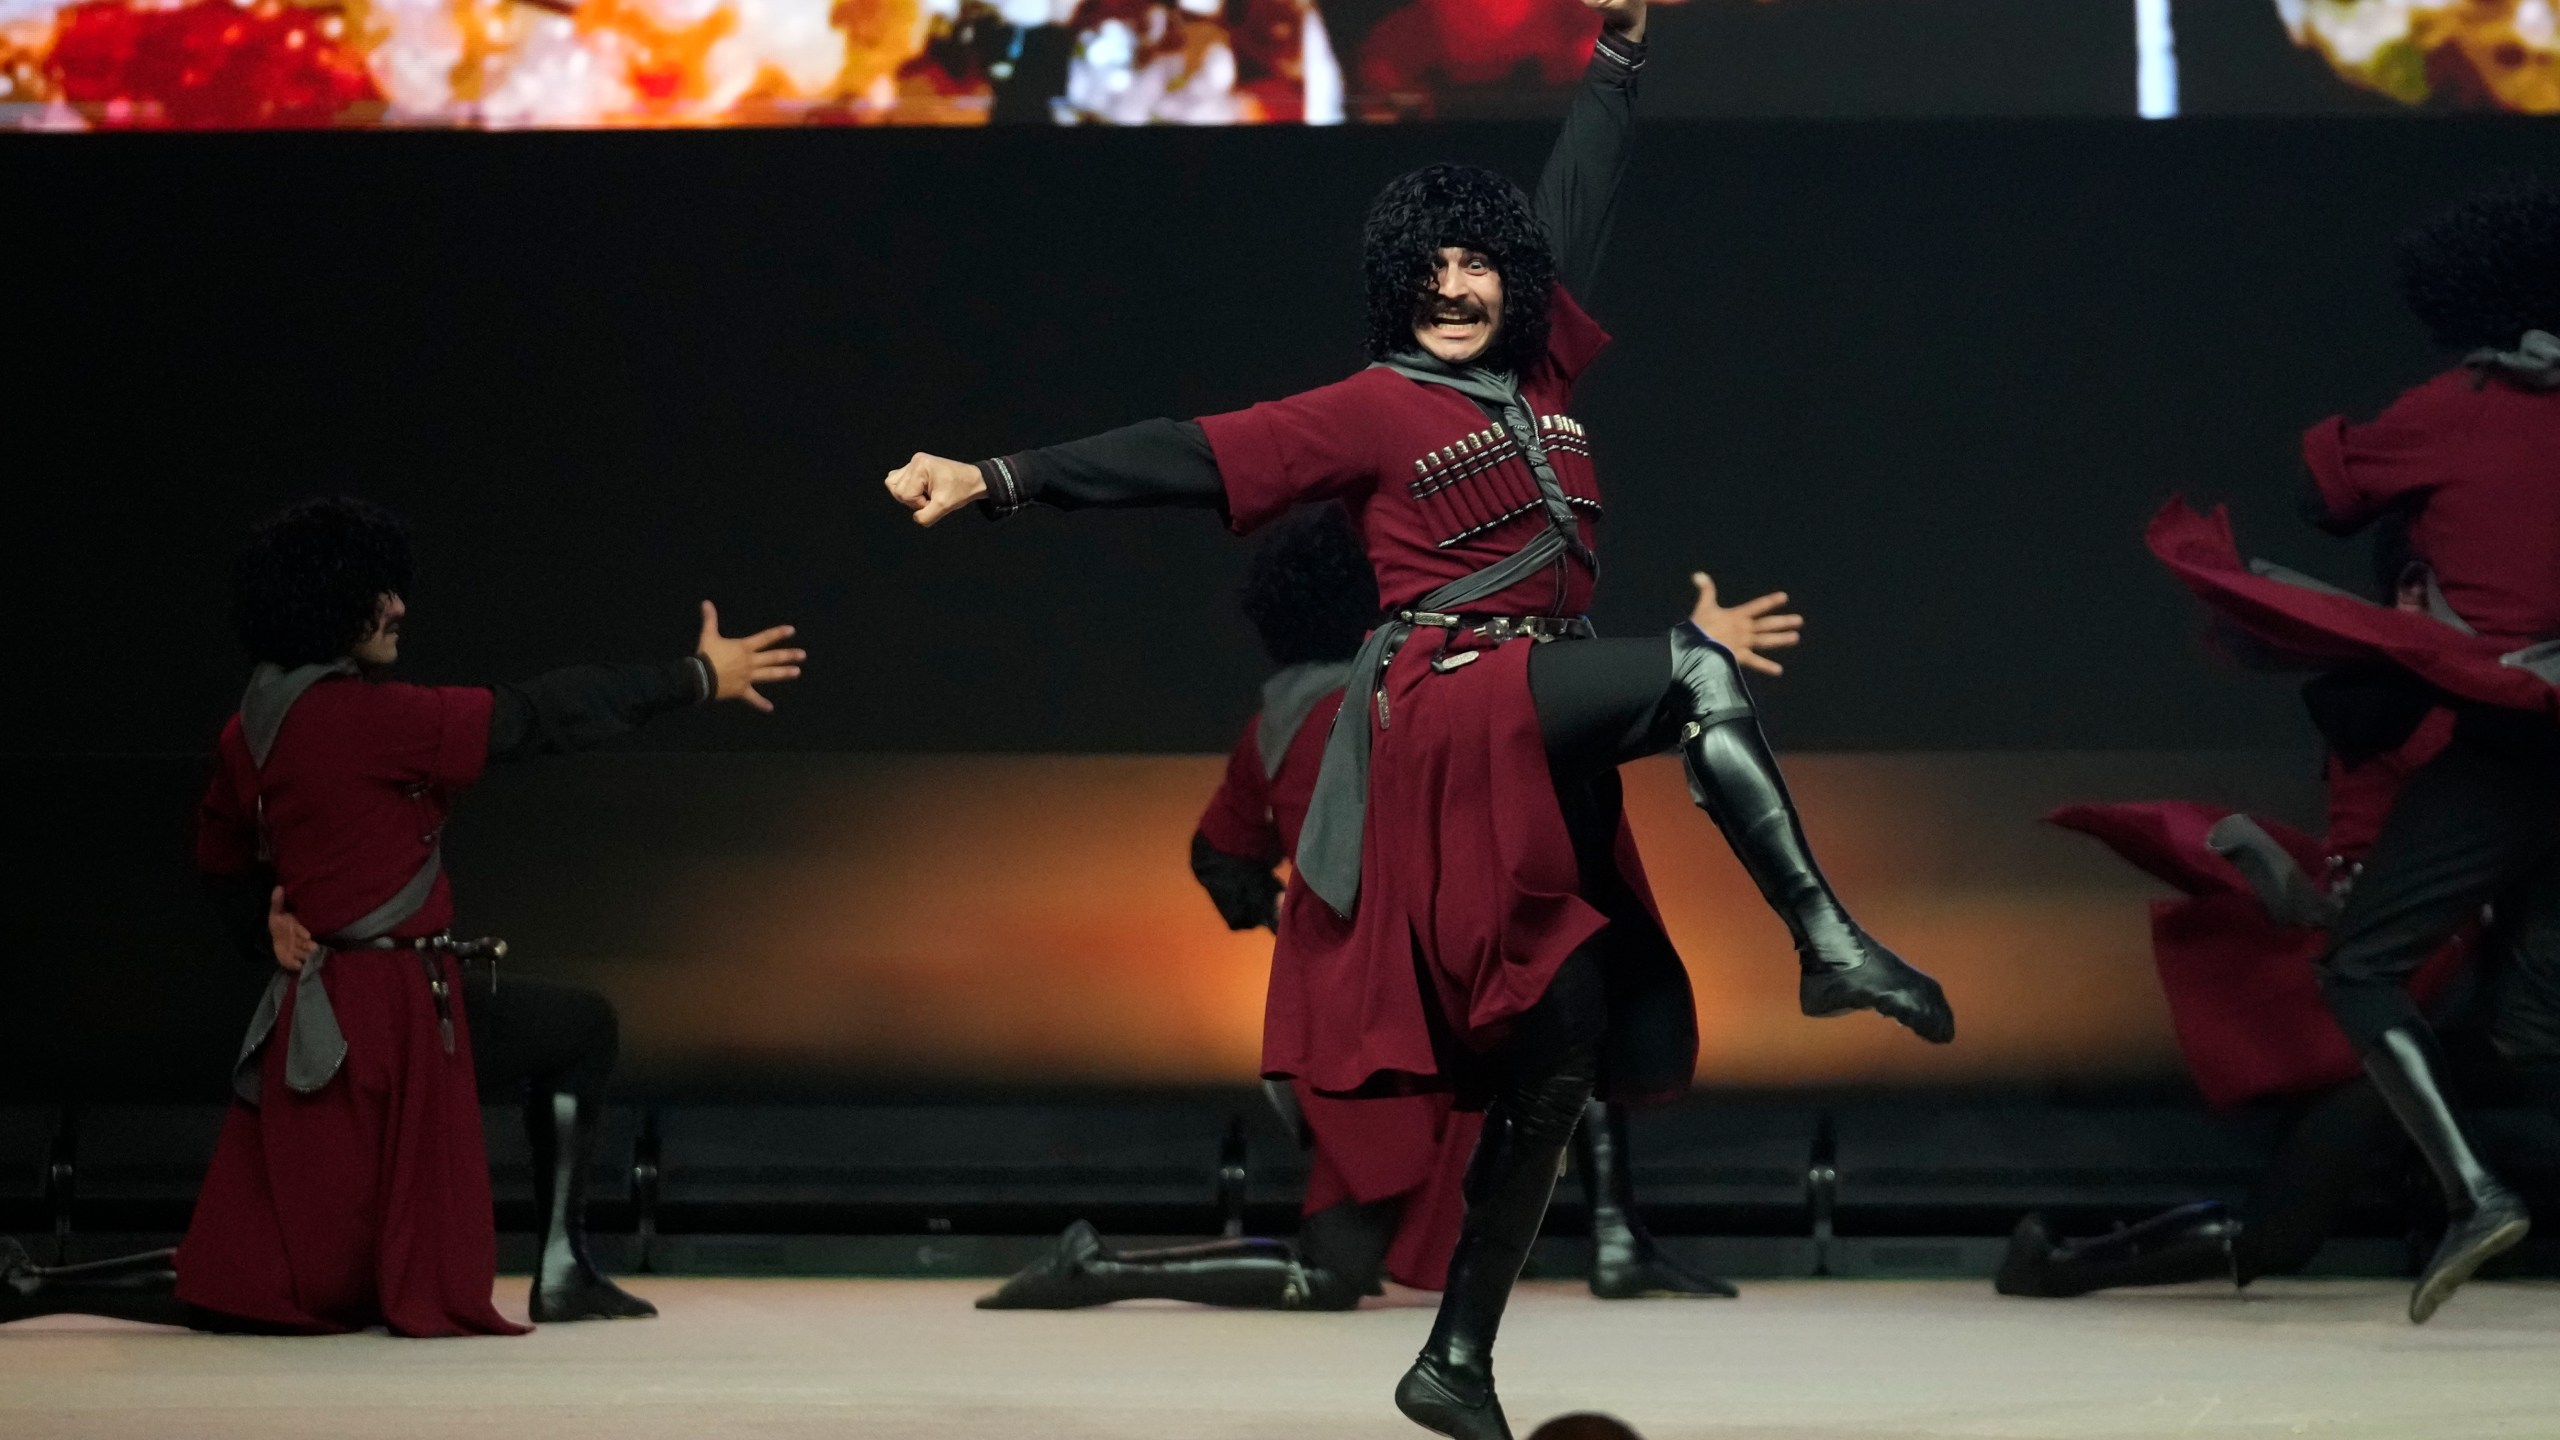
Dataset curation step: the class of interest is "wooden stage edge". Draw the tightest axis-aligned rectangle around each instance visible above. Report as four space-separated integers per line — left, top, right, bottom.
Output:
6 1277 2558 1438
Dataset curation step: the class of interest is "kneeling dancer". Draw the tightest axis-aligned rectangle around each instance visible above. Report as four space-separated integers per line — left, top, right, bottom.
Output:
887 3 1952 1432
2 496 803 1335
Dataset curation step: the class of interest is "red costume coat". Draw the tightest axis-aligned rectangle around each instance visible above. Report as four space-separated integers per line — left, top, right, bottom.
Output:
185 675 522 1337
2050 712 2469 1108
1197 692 1478 1290
2150 367 2560 718
1200 287 1697 1104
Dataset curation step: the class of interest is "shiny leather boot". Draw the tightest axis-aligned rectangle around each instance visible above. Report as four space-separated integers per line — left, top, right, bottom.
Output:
1668 625 1955 1044
1574 1100 1735 1299
1396 1064 1592 1440
1 1238 191 1327
976 1218 1369 1310
1993 1203 2239 1298
528 1092 656 1323
2363 1027 2530 1323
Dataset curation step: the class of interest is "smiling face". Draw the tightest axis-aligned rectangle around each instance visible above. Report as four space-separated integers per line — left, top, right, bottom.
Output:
349 592 405 668
1411 245 1505 365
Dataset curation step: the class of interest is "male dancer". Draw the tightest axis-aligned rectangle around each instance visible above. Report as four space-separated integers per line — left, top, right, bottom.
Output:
1 496 803 1335
982 508 1799 1311
2138 179 2560 1322
886 3 1954 1432
2002 534 2479 1297
258 856 656 1322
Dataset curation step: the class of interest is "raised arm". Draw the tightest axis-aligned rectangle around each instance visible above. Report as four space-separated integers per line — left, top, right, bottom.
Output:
1535 0 1649 303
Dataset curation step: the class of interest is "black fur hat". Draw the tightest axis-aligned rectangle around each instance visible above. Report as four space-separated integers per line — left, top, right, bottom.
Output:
2395 177 2560 352
1239 504 1380 667
233 495 415 667
1362 163 1557 372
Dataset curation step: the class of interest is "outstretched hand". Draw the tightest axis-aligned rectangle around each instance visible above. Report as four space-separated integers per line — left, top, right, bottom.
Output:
1582 0 1646 40
1689 571 1803 676
884 453 989 528
697 601 805 713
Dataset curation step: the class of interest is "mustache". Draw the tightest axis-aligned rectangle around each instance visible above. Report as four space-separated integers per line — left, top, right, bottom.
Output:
1416 296 1492 325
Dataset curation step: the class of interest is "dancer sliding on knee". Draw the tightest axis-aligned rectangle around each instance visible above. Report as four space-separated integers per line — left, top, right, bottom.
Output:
887 2 1951 1431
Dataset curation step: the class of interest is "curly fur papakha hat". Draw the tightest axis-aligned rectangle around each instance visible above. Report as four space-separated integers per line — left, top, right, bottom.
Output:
2395 177 2560 352
234 495 414 667
1239 503 1380 667
1362 163 1557 372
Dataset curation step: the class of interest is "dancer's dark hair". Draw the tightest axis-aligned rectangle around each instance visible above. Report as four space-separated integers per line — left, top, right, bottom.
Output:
1362 163 1556 372
1239 504 1379 667
2394 177 2560 351
234 496 414 666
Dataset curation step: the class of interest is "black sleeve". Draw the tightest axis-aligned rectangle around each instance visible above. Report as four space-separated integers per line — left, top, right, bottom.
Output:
204 871 278 968
1191 831 1283 933
1533 29 1646 303
975 418 1227 520
486 657 711 764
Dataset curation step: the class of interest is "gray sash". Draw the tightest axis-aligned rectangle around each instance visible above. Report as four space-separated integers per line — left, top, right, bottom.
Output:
2251 558 2560 685
1293 355 1592 916
1256 661 1356 779
2247 559 2475 634
228 662 443 1105
2465 329 2560 390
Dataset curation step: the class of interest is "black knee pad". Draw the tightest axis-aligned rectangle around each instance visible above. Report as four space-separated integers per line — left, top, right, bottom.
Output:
1666 623 1757 738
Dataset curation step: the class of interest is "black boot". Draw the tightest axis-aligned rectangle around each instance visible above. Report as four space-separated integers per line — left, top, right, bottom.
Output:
1575 1101 1734 1299
975 1218 1363 1310
1395 1062 1593 1440
1993 1203 2239 1298
528 1092 656 1323
2362 1027 2530 1323
1 1239 192 1327
1667 625 1955 1044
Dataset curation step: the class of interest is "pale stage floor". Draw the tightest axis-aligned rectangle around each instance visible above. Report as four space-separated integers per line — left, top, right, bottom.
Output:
5 1277 2559 1439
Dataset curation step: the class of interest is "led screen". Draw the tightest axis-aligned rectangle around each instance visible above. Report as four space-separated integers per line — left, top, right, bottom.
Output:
2 0 2554 130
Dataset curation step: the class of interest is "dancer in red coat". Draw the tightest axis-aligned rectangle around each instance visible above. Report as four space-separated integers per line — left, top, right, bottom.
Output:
2002 532 2483 1298
887 4 1952 1432
2137 180 2560 1323
1 497 803 1335
981 507 1797 1311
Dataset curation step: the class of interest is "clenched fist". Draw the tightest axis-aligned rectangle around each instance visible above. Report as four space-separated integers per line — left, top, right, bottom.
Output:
884 453 989 528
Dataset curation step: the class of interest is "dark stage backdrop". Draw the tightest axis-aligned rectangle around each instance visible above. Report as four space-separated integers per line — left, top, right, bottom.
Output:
4 107 2551 1097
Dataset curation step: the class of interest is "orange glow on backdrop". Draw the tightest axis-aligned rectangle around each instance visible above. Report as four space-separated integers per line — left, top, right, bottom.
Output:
593 751 2274 1089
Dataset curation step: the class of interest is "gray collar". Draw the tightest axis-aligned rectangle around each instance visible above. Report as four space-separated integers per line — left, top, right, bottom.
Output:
2465 330 2560 390
240 660 357 769
1378 350 1519 408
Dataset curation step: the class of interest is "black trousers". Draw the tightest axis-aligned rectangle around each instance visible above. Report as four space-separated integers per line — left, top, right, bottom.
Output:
465 973 620 1109
2322 705 2560 1067
2233 1079 2405 1282
1494 637 1695 1104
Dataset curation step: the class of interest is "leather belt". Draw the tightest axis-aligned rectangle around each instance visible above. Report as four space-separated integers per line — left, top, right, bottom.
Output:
1400 611 1595 643
329 931 509 963
326 932 511 1056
